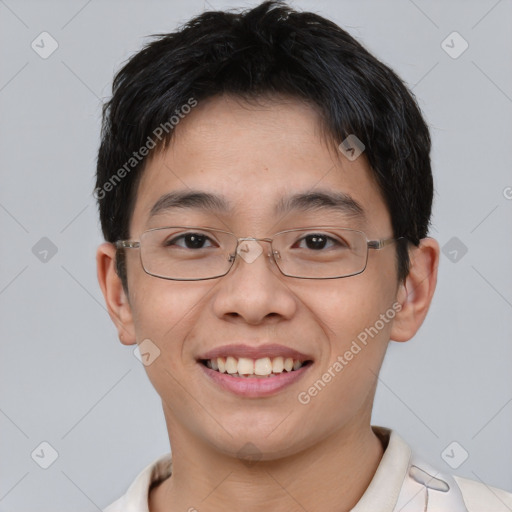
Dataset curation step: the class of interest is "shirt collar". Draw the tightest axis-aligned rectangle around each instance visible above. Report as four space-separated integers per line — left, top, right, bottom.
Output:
111 426 411 512
351 426 411 511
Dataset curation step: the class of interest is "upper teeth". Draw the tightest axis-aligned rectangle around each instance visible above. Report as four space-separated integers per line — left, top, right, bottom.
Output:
206 356 305 376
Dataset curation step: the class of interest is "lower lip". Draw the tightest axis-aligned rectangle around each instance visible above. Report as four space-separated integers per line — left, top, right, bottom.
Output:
198 362 312 398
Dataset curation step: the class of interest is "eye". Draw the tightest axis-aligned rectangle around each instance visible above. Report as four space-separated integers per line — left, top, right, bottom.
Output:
164 232 216 249
294 233 347 250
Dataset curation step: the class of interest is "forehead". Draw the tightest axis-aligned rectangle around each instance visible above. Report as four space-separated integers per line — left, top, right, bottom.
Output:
131 95 390 235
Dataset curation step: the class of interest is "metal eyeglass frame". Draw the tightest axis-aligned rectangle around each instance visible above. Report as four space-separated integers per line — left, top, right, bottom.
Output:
114 226 404 281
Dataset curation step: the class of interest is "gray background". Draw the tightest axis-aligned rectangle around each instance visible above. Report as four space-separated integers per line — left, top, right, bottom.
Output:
0 0 511 510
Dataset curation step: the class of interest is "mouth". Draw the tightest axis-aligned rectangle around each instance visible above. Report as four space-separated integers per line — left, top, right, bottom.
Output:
196 343 314 397
196 344 314 397
199 356 313 378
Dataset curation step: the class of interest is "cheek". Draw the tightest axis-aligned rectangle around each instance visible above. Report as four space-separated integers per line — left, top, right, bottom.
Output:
302 274 397 404
128 278 211 400
295 285 393 428
129 273 211 346
308 276 396 343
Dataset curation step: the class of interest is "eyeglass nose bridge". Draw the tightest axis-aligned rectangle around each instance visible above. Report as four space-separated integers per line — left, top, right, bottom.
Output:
227 236 282 266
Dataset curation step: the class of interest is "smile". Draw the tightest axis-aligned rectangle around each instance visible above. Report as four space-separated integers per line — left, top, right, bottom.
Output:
200 356 311 377
198 358 313 398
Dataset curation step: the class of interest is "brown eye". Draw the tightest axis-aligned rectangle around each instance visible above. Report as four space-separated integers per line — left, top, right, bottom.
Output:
294 234 346 250
165 233 215 249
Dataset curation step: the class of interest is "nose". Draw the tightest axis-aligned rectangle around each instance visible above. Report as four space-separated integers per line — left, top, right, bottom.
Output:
211 238 296 325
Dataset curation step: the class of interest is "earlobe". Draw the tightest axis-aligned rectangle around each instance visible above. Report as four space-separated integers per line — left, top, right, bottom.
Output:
96 242 137 345
390 238 440 342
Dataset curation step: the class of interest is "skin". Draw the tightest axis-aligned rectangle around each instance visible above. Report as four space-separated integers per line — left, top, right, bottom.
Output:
97 95 439 512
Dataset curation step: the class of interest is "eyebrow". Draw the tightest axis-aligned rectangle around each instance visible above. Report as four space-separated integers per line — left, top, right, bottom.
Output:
275 190 365 218
148 189 365 219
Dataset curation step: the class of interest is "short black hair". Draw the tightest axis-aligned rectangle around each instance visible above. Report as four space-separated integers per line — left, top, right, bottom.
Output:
96 0 433 289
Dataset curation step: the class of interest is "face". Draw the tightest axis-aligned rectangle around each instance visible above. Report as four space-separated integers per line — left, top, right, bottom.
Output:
117 95 403 460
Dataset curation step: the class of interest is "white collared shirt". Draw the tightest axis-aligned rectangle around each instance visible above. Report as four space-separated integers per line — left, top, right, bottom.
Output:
103 426 512 511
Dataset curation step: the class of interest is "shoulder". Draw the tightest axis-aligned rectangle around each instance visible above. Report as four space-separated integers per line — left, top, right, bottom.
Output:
102 453 172 512
373 426 512 512
455 475 512 512
103 496 125 512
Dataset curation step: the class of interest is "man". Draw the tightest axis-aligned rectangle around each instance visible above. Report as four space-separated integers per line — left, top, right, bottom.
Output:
95 2 512 510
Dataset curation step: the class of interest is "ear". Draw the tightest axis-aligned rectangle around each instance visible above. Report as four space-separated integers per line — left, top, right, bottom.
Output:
96 242 136 345
390 237 440 342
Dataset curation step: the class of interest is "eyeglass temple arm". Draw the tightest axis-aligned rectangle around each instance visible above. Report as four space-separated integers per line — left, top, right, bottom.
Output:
114 240 140 249
367 236 405 250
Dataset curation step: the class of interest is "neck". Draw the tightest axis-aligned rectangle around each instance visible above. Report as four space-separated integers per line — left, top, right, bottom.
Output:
149 409 384 512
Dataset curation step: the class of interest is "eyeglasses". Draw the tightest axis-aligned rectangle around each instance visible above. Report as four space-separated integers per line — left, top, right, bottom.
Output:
115 226 402 281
